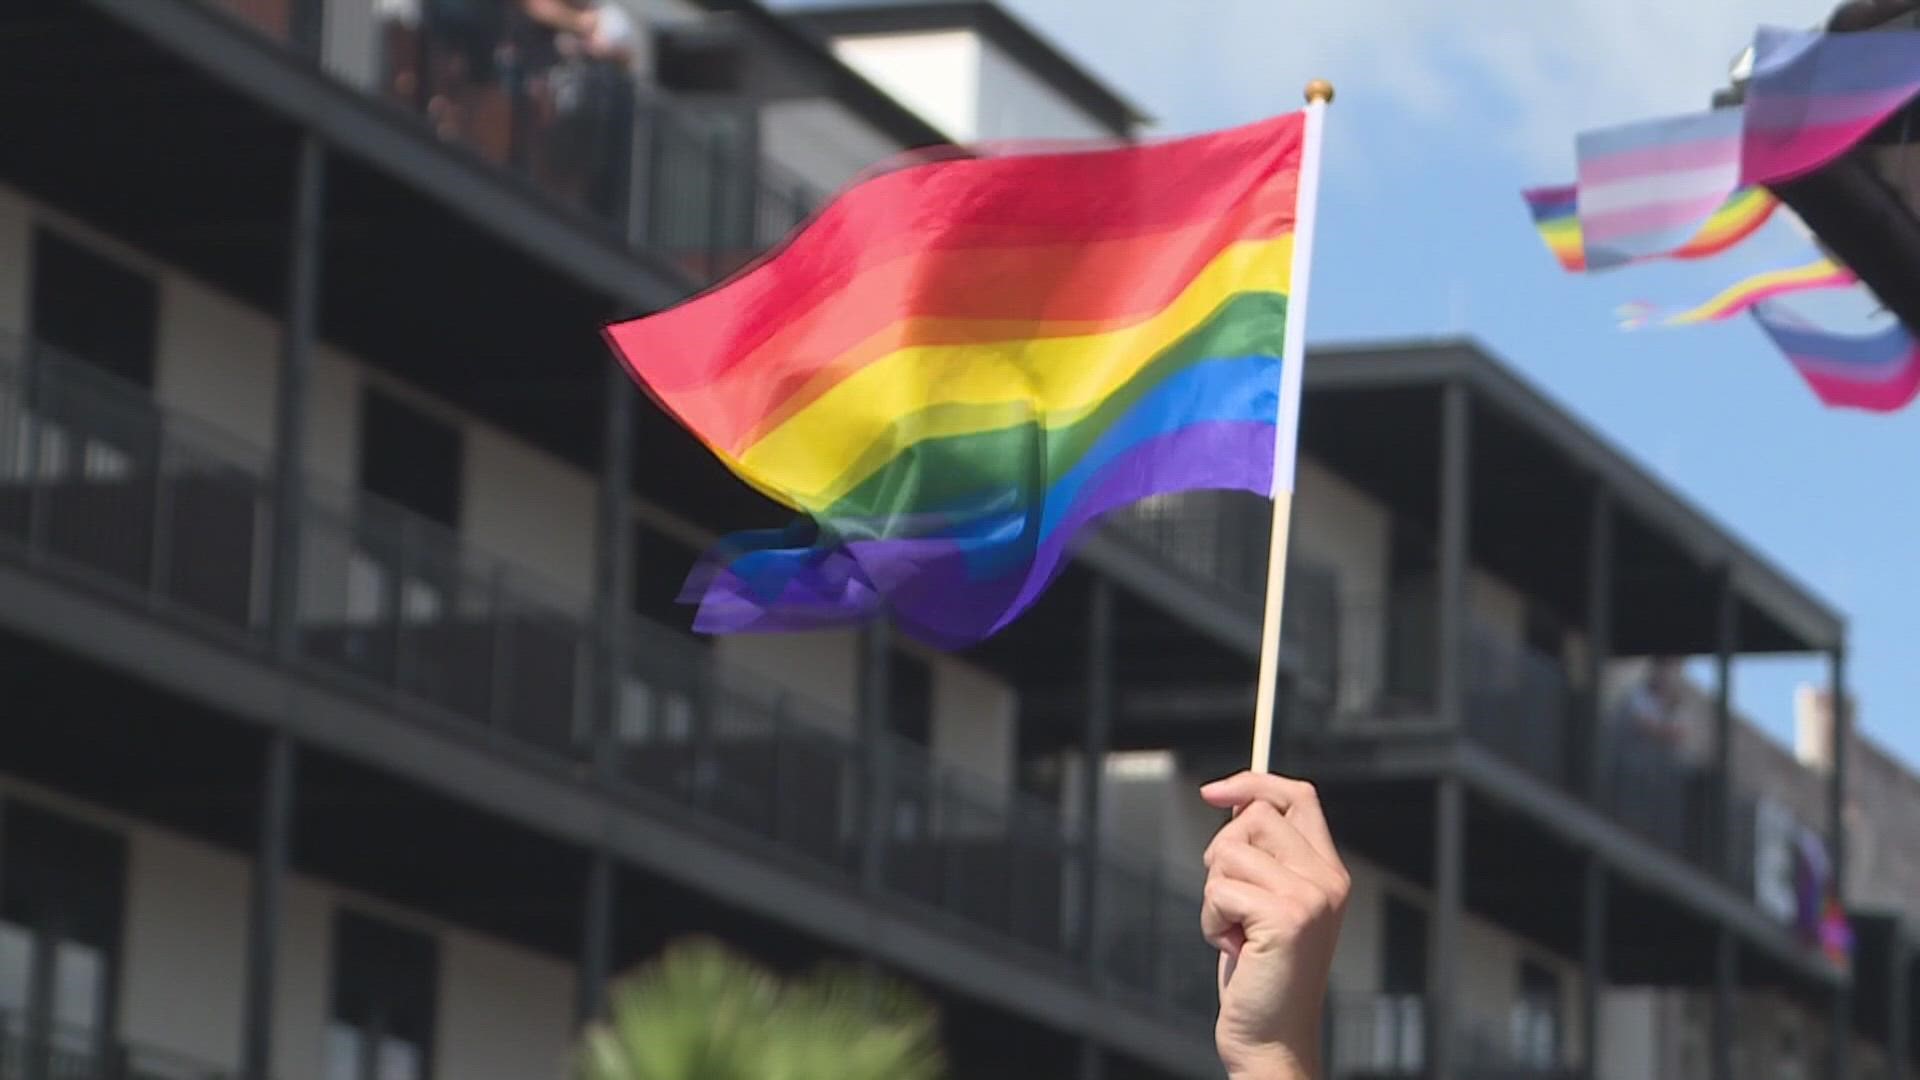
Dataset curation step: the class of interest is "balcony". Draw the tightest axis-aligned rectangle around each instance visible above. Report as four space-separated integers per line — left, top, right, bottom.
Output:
1274 568 1832 927
0 341 1213 1026
181 0 923 294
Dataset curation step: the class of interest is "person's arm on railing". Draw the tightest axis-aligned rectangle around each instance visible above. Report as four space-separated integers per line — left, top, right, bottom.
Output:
1201 772 1351 1080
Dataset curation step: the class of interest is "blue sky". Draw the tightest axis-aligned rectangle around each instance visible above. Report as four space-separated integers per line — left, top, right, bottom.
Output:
775 0 1920 766
978 0 1920 762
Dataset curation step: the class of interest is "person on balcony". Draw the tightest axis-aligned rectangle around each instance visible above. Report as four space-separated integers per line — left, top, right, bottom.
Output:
1201 771 1351 1080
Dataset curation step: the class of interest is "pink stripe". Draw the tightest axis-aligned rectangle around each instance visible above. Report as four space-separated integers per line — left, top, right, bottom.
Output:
1580 136 1741 185
1583 191 1731 241
1794 360 1920 411
1743 119 1886 185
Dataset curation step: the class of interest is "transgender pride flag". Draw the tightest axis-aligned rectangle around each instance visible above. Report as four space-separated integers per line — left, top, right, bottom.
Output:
1566 25 1920 273
1575 108 1745 272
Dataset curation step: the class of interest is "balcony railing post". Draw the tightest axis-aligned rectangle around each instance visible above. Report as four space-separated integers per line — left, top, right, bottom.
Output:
240 733 297 1080
1081 577 1113 973
769 697 790 843
575 846 616 1024
857 622 894 895
1829 644 1852 1080
1436 382 1471 731
1711 929 1737 1080
626 96 657 248
592 357 635 778
268 133 324 667
1890 919 1910 1080
1428 774 1464 1080
488 566 513 743
148 434 174 609
1582 484 1613 801
1712 568 1738 880
1580 855 1606 1080
705 129 731 283
22 355 48 561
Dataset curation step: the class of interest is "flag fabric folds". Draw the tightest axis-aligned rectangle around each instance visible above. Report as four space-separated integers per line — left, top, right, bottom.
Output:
1744 25 1920 186
1749 299 1920 412
1574 108 1748 271
605 113 1309 647
1521 183 1776 273
1618 255 1855 329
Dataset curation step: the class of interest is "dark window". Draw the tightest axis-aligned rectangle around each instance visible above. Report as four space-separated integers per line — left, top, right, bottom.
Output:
1513 959 1562 1067
28 228 157 387
0 801 127 1065
1381 894 1427 994
1377 894 1427 1072
358 388 463 529
324 911 438 1080
889 650 933 747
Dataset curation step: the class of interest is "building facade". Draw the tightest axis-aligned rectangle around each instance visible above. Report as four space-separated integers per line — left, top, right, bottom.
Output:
0 2 1904 1080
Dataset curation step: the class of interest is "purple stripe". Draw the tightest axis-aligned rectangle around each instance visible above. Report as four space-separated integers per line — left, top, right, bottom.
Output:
1580 136 1742 184
1746 87 1920 131
1751 26 1920 96
687 421 1275 648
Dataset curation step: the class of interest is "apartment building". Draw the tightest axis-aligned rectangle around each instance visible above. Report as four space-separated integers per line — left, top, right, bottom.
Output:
0 2 1896 1080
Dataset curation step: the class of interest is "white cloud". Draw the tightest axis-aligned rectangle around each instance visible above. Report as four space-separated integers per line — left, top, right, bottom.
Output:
1001 0 1831 171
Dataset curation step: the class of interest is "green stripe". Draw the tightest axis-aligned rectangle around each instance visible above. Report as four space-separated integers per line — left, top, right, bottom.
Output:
815 290 1288 523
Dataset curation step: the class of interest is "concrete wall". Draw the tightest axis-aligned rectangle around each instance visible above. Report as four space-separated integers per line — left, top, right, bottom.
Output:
758 98 904 194
974 38 1107 141
119 828 251 1068
829 30 980 142
1293 458 1391 713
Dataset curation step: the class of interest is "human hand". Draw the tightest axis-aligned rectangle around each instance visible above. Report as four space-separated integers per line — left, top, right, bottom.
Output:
1200 772 1350 1080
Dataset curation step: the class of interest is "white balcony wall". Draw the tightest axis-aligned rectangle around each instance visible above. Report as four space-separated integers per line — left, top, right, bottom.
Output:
830 30 980 143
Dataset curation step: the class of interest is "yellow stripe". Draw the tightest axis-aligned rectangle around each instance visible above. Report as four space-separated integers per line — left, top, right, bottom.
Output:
735 232 1294 508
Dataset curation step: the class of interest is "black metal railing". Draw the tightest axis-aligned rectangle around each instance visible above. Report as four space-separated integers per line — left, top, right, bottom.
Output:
198 0 826 291
1324 995 1584 1080
0 344 1214 1025
0 1013 232 1080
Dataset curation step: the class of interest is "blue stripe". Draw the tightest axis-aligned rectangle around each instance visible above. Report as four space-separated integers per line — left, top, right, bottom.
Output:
1575 106 1742 159
1752 307 1914 367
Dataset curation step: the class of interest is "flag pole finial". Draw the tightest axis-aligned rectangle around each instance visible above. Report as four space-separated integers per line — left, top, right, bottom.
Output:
1305 79 1335 104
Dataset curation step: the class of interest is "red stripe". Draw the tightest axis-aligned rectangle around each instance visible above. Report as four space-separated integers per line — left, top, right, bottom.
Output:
606 112 1305 397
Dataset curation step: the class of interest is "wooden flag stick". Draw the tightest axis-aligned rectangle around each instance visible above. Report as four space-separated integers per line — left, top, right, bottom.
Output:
1250 80 1332 774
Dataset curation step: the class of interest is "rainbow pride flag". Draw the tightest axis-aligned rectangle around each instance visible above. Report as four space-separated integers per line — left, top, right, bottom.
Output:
1521 184 1776 273
1750 299 1920 412
605 113 1318 646
1619 255 1856 328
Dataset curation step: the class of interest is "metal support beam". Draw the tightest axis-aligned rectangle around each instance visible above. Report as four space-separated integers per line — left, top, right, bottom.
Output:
240 733 296 1080
244 129 323 1080
1077 1037 1105 1080
591 362 635 773
1583 485 1613 800
1712 929 1737 1080
1829 646 1850 911
1581 855 1606 1080
577 847 616 1023
1831 647 1852 1080
1081 578 1114 976
268 134 325 663
1435 383 1471 730
858 621 893 894
1712 571 1738 881
1427 776 1464 1080
1890 922 1910 1080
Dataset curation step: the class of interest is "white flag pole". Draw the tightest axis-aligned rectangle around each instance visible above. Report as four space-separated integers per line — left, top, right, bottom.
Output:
1250 80 1332 774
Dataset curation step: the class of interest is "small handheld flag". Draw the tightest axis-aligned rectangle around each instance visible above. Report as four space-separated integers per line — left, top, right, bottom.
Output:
605 105 1328 660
